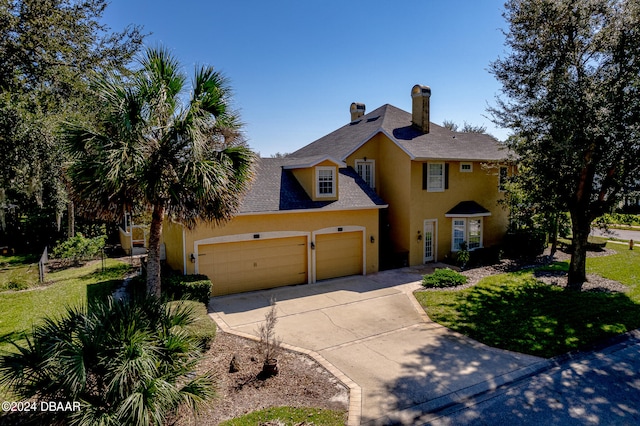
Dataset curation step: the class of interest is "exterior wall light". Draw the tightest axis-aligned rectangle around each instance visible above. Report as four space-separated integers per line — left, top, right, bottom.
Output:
370 235 375 243
310 241 315 250
190 253 196 263
417 230 422 241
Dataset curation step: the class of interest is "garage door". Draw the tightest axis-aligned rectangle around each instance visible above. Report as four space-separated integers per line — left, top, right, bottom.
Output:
199 236 308 296
315 231 363 281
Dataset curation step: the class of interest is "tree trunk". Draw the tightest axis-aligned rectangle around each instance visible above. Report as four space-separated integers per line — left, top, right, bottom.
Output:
567 209 591 290
549 212 559 258
146 203 165 298
68 202 75 239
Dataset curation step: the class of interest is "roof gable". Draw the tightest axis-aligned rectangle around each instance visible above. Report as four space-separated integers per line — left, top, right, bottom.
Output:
239 158 386 214
290 104 508 162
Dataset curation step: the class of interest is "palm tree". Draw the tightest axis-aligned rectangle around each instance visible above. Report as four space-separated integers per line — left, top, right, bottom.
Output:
62 47 255 296
0 295 215 426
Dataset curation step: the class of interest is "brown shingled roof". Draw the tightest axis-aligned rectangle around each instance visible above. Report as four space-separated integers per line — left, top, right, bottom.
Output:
291 104 508 162
238 158 386 214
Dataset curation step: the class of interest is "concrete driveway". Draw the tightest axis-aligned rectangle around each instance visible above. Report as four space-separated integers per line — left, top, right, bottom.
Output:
209 268 546 425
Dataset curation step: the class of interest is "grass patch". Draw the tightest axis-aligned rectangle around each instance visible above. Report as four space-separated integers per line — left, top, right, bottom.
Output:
587 245 640 298
219 406 347 426
0 259 132 353
0 255 40 291
416 244 640 358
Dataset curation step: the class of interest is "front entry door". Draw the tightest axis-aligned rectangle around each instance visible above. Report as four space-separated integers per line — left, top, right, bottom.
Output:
423 220 436 263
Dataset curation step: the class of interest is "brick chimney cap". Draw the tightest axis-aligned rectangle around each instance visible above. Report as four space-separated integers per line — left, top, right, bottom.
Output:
411 84 431 97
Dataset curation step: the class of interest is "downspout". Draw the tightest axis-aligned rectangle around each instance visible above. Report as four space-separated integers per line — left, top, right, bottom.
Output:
182 225 187 275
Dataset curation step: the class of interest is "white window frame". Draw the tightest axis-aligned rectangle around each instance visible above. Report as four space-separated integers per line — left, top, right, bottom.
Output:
460 162 473 173
451 217 483 251
316 166 336 198
354 159 375 189
467 218 482 250
427 162 445 192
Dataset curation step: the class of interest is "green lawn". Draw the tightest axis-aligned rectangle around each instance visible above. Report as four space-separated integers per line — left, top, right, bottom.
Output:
416 243 640 358
0 259 131 352
219 406 347 426
0 254 39 291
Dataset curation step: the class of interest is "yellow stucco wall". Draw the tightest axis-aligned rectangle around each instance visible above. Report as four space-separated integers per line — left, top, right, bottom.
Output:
408 161 508 265
290 160 339 201
344 134 508 266
163 220 185 273
163 208 380 277
345 133 411 254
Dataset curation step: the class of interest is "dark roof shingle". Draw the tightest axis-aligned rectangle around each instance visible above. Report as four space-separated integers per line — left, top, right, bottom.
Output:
291 104 508 162
239 158 386 213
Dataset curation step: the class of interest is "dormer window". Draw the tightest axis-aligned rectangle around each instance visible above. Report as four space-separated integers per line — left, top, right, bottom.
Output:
316 166 336 197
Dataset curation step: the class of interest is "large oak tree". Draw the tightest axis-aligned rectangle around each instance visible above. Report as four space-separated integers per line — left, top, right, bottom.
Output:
491 0 640 289
0 0 144 249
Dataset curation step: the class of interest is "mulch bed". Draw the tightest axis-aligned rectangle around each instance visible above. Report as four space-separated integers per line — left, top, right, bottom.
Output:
424 247 625 293
173 332 349 425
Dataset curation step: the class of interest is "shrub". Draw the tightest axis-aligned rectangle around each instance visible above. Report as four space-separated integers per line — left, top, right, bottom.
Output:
455 242 470 269
163 274 213 305
597 212 640 226
422 268 468 288
0 295 216 426
502 230 546 259
52 233 106 265
468 246 503 267
168 300 217 350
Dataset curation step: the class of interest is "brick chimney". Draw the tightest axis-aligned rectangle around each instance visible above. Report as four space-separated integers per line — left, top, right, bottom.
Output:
350 102 366 121
411 84 431 133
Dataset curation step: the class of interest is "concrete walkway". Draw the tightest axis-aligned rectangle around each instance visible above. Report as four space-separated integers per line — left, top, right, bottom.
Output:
209 268 547 425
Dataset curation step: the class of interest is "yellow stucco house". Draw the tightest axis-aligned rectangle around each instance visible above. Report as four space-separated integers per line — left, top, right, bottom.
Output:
164 84 510 295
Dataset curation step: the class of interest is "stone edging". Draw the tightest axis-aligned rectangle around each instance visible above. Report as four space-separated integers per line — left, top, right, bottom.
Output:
208 310 363 426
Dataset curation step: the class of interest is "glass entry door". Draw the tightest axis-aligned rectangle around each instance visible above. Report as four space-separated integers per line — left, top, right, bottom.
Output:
423 220 436 263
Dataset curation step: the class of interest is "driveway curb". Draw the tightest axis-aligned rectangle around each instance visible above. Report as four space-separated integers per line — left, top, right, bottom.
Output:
209 310 363 426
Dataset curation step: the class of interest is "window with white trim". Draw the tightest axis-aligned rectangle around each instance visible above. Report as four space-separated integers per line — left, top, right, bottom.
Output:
468 219 481 249
451 218 483 251
460 162 473 172
316 166 336 197
452 219 466 251
355 159 375 189
427 162 445 192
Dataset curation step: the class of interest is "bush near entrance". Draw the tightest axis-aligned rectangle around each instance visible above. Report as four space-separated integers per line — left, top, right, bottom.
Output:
422 268 468 289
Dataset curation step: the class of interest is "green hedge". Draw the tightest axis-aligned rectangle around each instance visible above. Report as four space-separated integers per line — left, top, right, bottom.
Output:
502 230 546 259
128 274 213 306
162 274 213 305
422 268 468 288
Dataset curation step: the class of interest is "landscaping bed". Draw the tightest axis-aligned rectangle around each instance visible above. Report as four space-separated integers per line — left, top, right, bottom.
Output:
416 244 640 358
173 332 348 425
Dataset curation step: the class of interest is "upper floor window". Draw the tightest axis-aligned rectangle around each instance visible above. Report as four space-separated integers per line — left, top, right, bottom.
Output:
426 162 445 192
316 166 336 197
355 159 375 189
499 166 508 191
460 162 473 172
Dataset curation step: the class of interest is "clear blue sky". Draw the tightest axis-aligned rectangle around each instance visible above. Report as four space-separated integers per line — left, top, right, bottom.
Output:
102 1 510 156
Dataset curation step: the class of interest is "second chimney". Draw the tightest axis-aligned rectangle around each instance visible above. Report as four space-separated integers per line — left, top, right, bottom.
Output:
411 84 431 133
350 102 366 121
